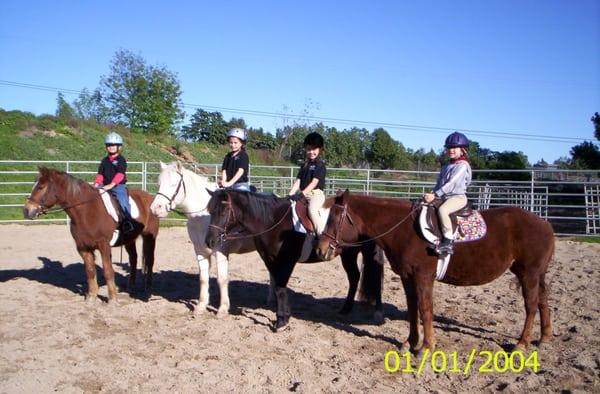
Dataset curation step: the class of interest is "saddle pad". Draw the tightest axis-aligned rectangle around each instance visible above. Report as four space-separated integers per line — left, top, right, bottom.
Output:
455 211 487 243
100 190 140 222
291 201 307 234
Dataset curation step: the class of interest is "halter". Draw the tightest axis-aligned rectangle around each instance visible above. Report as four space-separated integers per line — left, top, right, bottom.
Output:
208 192 292 244
321 200 419 253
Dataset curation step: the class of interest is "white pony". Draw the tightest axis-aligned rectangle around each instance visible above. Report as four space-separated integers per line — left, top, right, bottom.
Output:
150 161 255 315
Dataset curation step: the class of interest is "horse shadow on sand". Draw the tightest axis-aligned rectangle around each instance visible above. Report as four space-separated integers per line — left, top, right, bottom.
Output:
0 257 514 349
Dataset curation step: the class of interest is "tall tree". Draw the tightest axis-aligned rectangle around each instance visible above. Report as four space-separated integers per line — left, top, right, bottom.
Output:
181 109 228 144
592 112 600 141
99 49 184 134
55 92 74 121
368 128 398 169
72 88 110 123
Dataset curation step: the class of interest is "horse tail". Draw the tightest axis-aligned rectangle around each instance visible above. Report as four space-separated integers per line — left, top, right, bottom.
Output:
357 243 385 304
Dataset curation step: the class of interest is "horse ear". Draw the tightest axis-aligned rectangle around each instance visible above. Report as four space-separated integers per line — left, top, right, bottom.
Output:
342 189 350 201
159 162 166 169
207 188 215 197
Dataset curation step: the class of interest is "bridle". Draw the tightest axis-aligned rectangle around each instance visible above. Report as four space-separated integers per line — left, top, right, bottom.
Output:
155 170 187 213
320 200 420 253
208 192 292 245
26 180 103 216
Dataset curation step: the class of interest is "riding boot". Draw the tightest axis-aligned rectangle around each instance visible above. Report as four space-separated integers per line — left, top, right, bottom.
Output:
122 218 135 234
436 237 454 255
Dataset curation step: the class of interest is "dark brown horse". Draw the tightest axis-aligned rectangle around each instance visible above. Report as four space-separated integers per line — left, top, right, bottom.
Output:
205 189 384 331
317 190 554 352
23 167 159 302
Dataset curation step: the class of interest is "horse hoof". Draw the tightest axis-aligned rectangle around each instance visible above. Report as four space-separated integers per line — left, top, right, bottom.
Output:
513 343 527 353
274 317 290 332
216 308 229 318
84 295 97 303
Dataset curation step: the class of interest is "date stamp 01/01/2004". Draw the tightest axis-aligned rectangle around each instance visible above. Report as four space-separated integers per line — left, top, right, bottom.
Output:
384 349 540 375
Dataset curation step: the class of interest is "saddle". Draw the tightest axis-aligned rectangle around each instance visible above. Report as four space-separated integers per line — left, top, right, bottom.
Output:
417 199 487 246
293 196 315 234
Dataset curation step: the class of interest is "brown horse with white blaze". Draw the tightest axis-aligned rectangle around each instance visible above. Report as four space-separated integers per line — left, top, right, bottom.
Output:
317 190 554 352
23 167 159 302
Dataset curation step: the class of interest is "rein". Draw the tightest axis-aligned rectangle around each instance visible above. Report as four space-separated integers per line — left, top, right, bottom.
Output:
209 194 292 242
321 201 420 249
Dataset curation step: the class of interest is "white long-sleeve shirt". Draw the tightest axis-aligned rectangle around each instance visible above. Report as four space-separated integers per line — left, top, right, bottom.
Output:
433 160 472 198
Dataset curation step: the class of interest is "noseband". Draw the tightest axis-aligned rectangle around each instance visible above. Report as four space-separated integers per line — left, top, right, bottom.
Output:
155 171 186 211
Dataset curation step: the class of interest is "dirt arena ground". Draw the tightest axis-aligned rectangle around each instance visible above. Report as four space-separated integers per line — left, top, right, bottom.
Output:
0 224 598 393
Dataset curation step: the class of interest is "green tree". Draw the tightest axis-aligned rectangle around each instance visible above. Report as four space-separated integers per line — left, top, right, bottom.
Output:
368 128 398 169
570 141 600 169
100 49 184 134
72 88 110 123
55 92 74 121
592 112 600 141
181 109 227 144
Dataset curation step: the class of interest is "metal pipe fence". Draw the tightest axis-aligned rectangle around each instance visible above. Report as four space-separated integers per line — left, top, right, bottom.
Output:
1 160 599 237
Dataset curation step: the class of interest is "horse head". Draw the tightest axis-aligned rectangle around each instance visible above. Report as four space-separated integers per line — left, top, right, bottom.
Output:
151 161 188 217
23 167 61 219
317 189 360 261
205 189 245 248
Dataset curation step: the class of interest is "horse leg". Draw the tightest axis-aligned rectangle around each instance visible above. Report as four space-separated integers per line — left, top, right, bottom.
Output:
214 250 230 316
124 241 138 292
271 259 297 332
266 273 276 307
195 253 211 314
358 243 385 324
538 272 553 344
400 275 420 351
98 243 118 303
142 233 156 292
512 266 540 350
415 274 436 352
339 247 360 315
79 249 98 302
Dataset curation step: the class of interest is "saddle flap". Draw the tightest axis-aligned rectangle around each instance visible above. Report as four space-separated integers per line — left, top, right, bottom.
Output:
294 197 315 234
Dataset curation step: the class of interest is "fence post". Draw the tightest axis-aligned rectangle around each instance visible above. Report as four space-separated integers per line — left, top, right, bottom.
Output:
367 168 371 196
142 162 147 191
530 169 535 212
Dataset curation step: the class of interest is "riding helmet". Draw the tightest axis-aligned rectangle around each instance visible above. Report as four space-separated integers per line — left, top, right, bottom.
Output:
226 128 247 142
444 132 469 148
303 132 324 148
104 132 124 146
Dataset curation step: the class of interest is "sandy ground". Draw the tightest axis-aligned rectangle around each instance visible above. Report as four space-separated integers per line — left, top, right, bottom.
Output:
0 224 598 393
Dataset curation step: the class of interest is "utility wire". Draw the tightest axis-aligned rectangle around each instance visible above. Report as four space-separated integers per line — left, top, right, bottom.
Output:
0 79 591 144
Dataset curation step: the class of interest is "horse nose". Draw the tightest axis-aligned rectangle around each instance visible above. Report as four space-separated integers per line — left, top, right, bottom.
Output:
22 204 36 219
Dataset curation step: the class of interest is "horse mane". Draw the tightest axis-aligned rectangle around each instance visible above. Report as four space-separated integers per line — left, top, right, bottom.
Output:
41 167 94 201
233 190 286 223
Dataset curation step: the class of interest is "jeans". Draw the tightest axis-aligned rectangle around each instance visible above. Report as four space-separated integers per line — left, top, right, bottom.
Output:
109 184 132 220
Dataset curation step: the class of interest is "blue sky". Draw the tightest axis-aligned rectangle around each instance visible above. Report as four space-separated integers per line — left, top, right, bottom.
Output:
1 1 598 164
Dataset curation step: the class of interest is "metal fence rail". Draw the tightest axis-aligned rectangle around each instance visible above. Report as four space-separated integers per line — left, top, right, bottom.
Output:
1 160 599 237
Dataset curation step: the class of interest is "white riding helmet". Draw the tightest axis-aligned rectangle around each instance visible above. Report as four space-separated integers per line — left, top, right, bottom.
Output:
104 132 124 145
226 128 247 142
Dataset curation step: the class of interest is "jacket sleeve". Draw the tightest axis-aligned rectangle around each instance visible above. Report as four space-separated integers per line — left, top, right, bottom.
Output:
434 162 469 197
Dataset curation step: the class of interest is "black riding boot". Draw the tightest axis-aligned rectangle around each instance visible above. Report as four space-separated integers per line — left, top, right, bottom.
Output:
436 237 454 255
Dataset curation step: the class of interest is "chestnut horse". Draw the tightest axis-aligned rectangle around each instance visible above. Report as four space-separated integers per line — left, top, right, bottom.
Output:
23 167 159 302
205 189 385 331
317 190 554 352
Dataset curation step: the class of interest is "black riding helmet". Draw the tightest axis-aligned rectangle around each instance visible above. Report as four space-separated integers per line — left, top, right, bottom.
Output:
303 132 324 148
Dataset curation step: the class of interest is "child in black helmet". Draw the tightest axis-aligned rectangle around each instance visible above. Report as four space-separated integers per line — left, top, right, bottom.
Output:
221 128 251 192
423 131 472 255
288 132 327 234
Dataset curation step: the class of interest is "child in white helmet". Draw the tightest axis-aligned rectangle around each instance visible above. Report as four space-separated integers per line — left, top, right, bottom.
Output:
93 132 134 233
221 128 251 192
